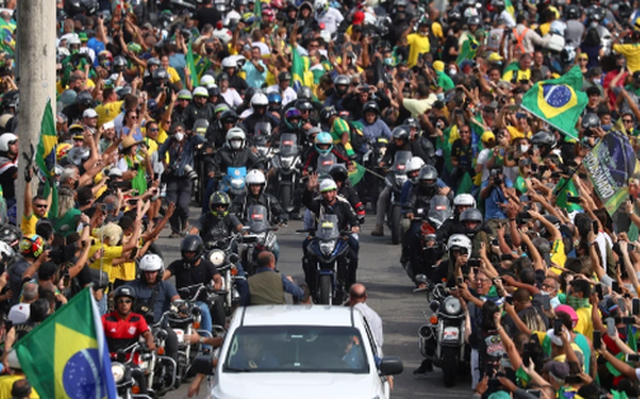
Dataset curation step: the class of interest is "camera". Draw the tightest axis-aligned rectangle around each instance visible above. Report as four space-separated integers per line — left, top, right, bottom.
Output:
183 164 198 181
490 169 502 185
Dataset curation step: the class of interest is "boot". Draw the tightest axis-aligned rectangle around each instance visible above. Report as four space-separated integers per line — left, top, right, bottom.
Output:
371 224 384 236
414 359 433 374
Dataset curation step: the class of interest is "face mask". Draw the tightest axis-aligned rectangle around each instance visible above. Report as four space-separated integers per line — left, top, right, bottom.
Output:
602 123 612 131
550 296 561 309
174 132 184 142
230 140 242 149
384 57 394 66
590 21 598 28
520 144 529 153
567 295 590 310
420 30 428 36
592 78 600 85
448 68 457 76
436 93 444 101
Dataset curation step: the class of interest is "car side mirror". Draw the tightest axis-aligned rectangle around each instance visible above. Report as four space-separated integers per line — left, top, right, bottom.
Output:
192 355 215 375
378 357 403 376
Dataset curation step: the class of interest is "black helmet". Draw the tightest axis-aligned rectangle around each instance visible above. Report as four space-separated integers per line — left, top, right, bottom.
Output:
193 118 210 135
152 68 169 82
218 72 230 81
297 86 313 100
2 90 19 111
147 57 161 67
588 5 605 22
117 86 133 100
113 55 127 72
404 117 419 130
448 9 462 21
329 163 349 182
76 90 94 107
209 191 231 217
581 113 600 131
467 15 481 26
566 4 580 19
531 130 557 148
0 224 21 252
278 71 292 82
362 101 380 115
180 235 204 265
320 106 337 122
220 109 239 124
333 74 350 86
297 100 314 112
460 208 483 224
208 86 221 97
392 125 410 140
418 165 438 189
113 285 137 302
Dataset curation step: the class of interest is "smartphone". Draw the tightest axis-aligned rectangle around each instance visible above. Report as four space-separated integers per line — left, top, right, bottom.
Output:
612 281 620 293
626 354 640 362
592 220 599 234
606 317 616 336
526 390 542 399
468 259 481 267
623 316 635 325
491 238 499 246
63 273 70 287
593 330 601 349
553 319 563 335
456 277 464 285
509 104 519 112
472 267 479 276
595 283 603 300
633 298 640 315
505 296 514 305
541 294 551 311
564 375 582 384
566 196 581 204
127 199 138 205
520 195 530 202
500 254 514 261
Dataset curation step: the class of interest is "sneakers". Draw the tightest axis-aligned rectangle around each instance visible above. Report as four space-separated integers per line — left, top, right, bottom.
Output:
413 359 433 375
371 224 384 236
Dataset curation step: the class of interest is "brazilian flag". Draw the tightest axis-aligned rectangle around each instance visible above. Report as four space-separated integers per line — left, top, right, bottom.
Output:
36 99 59 218
554 177 583 212
520 66 588 140
186 41 199 87
505 0 515 18
14 288 117 399
456 34 479 65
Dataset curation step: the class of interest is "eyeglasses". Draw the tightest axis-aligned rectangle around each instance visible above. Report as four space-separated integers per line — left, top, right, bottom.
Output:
623 119 634 123
34 204 47 209
475 278 491 284
149 128 160 132
118 299 132 304
541 283 558 291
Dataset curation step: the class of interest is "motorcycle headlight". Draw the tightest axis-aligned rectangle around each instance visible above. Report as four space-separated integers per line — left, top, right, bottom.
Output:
111 363 126 383
443 297 462 315
395 174 407 186
280 156 294 169
257 146 269 157
209 249 226 267
319 239 336 256
231 178 244 189
256 232 267 243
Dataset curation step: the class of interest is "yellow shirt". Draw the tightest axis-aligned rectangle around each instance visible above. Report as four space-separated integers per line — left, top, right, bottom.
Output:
613 43 640 73
88 243 123 283
575 306 594 340
93 172 107 199
56 78 96 96
406 33 430 68
550 239 567 272
21 213 39 236
506 125 532 141
432 22 444 39
502 68 531 82
110 235 139 282
95 100 124 127
0 375 39 399
539 22 551 37
166 66 181 84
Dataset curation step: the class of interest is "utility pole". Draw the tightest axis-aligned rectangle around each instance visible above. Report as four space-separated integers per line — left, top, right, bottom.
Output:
15 1 57 222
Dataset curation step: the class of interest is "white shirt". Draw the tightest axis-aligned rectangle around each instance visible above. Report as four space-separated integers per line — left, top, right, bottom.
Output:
267 85 297 107
221 88 243 109
595 232 613 272
354 302 383 349
315 7 344 35
476 148 492 183
252 41 271 56
500 10 516 28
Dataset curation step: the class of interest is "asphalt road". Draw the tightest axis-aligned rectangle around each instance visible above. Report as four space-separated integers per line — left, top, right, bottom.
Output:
158 209 471 399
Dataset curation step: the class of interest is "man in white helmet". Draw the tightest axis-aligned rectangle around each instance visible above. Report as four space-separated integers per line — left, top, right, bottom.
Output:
0 133 18 212
241 92 280 141
230 169 287 225
183 86 216 131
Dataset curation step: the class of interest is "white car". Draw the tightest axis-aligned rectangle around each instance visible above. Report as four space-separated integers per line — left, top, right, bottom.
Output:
207 305 403 399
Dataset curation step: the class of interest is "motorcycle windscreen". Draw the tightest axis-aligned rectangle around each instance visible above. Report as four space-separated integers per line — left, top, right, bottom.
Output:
428 195 453 228
278 133 298 156
316 153 337 176
247 204 271 233
254 122 272 138
316 214 340 240
392 151 412 173
226 166 247 189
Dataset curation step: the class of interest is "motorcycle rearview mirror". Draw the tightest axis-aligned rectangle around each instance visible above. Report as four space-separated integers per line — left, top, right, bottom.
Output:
415 274 428 285
191 306 202 317
116 349 127 363
429 300 439 313
228 253 239 264
155 329 169 341
192 355 216 375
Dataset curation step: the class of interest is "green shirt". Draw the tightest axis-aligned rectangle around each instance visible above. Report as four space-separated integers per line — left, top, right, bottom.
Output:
436 71 454 92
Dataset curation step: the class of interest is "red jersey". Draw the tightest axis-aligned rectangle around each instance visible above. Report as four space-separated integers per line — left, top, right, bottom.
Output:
102 311 150 354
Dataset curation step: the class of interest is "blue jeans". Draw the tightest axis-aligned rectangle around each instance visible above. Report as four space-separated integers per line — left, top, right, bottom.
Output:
196 301 212 333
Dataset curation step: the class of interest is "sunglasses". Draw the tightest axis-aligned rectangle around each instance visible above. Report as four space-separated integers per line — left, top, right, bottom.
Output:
129 115 138 119
118 299 132 304
34 204 47 209
623 119 634 123
149 128 160 132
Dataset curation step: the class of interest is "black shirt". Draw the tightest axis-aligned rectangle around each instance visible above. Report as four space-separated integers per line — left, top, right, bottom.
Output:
442 35 459 65
167 259 220 290
195 213 241 244
195 7 221 28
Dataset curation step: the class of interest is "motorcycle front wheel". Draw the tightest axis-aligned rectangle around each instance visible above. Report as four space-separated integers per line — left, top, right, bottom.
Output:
318 274 332 305
390 205 402 245
442 346 458 387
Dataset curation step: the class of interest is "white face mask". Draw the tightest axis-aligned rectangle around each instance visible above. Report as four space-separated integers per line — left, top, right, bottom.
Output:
174 132 184 142
448 68 457 76
436 92 445 101
520 144 529 153
592 78 599 85
230 140 242 149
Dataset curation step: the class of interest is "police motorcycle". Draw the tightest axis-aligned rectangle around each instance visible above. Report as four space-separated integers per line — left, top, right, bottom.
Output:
417 234 471 388
240 204 278 275
299 214 352 305
386 151 412 245
205 234 246 316
271 133 301 214
412 196 452 286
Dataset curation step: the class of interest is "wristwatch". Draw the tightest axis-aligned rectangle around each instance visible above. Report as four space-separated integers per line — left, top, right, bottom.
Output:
199 336 205 344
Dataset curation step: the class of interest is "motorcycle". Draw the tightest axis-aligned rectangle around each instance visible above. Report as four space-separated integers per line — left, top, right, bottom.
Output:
385 151 412 245
418 282 468 388
241 204 278 275
217 166 248 199
110 343 154 399
271 133 301 215
360 137 388 212
301 214 351 305
205 234 246 316
316 152 338 177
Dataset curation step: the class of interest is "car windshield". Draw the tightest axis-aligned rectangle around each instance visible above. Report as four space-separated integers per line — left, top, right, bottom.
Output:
224 326 369 373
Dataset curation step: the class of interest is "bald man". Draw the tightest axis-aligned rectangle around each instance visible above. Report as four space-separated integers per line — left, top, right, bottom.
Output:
349 284 383 349
246 251 304 305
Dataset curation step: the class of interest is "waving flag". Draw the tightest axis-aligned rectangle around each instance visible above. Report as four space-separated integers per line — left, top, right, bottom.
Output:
520 66 588 140
186 41 199 88
36 99 59 218
14 288 117 399
505 0 515 18
457 35 479 65
291 45 305 92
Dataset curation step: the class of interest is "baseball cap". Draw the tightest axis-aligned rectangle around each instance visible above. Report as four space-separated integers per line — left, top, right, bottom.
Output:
82 108 98 119
433 60 445 72
546 328 570 347
488 52 504 63
555 304 578 327
544 360 570 379
108 168 123 178
481 131 495 142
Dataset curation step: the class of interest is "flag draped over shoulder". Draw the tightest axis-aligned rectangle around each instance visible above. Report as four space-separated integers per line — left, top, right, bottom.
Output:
291 45 305 92
520 66 588 140
349 162 366 186
36 99 59 219
14 288 117 399
186 41 199 87
456 35 479 65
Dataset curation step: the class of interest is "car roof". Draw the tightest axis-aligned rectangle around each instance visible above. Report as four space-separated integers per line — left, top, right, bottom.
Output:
238 305 357 327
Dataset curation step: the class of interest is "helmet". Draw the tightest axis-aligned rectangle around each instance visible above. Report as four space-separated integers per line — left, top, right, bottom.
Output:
285 107 301 120
0 133 17 152
246 169 266 186
152 68 169 82
208 86 221 97
448 9 462 22
251 93 269 108
492 0 505 7
467 15 481 26
447 234 472 254
241 12 260 31
278 71 292 82
262 7 276 22
113 55 127 72
549 20 566 36
200 75 216 87
418 165 438 190
66 35 81 49
320 106 337 122
193 119 210 135
268 92 282 106
98 50 113 68
178 89 193 100
0 225 20 252
582 113 600 130
209 191 231 217
314 132 334 155
405 157 425 183
315 0 329 17
319 178 337 193
218 72 230 81
220 110 239 125
193 86 209 97
214 103 230 115
226 127 246 149
329 164 348 182
333 74 350 86
460 208 483 224
147 57 161 67
139 254 164 273
19 234 45 258
180 235 205 265
531 130 557 148
222 56 237 69
0 241 14 265
113 285 137 302
297 86 313 100
588 5 605 22
271 0 284 8
392 125 410 141
76 90 93 107
405 117 420 131
566 4 580 19
297 100 314 112
453 193 477 208
362 101 380 115
57 142 72 161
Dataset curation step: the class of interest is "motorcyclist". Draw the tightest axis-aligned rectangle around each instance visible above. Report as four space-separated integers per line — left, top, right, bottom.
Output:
129 254 180 361
329 164 366 224
323 74 350 112
210 127 264 178
278 108 305 142
302 175 360 294
230 169 287 226
406 118 436 166
357 101 392 155
172 89 193 125
436 193 477 242
183 87 216 131
380 125 412 168
241 92 280 144
458 208 491 258
301 132 349 175
208 108 237 149
163 235 225 330
344 84 391 122
191 191 244 244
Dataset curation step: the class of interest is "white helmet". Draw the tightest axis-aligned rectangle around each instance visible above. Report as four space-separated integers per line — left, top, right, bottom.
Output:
214 28 234 44
200 75 216 87
193 86 208 97
221 56 237 68
319 178 337 193
251 92 269 108
0 133 17 152
0 241 14 263
549 20 566 36
139 253 164 272
246 169 266 186
66 35 81 48
453 193 477 208
447 234 472 254
226 127 246 149
406 157 425 183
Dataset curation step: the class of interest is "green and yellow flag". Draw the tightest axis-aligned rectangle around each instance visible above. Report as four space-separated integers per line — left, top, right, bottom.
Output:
14 288 117 399
36 99 59 218
505 0 515 18
520 66 588 140
186 41 199 87
291 45 305 92
457 35 479 65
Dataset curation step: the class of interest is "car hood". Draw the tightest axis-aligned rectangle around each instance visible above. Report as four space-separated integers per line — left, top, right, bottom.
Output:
214 372 380 399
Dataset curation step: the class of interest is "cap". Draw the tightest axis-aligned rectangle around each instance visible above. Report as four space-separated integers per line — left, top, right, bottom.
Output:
73 133 85 141
7 303 30 324
353 11 365 25
82 108 98 119
481 131 495 142
578 53 588 60
108 168 123 178
544 360 570 379
433 60 445 72
0 114 11 129
555 304 578 327
488 52 504 63
142 22 153 30
546 328 570 347
121 136 141 150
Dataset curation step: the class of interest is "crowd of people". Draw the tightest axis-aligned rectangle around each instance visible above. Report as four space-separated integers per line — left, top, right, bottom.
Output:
0 0 639 397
